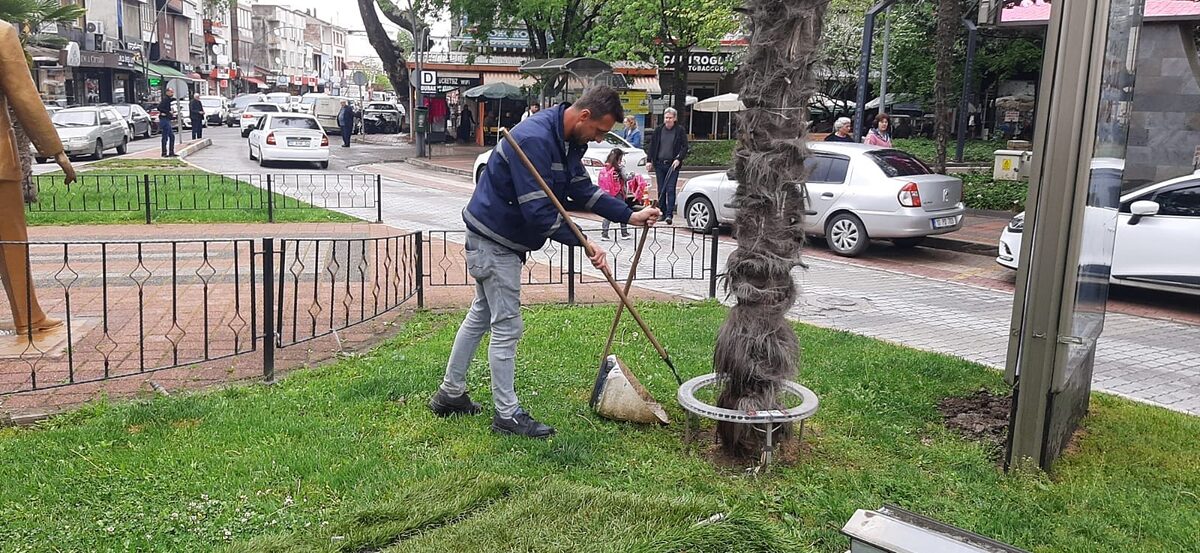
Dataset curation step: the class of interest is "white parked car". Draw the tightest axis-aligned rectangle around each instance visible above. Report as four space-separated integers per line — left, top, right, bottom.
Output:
264 92 292 112
472 132 651 186
240 102 284 137
679 143 964 256
997 169 1200 296
198 95 227 126
295 92 329 115
246 113 331 169
46 106 132 161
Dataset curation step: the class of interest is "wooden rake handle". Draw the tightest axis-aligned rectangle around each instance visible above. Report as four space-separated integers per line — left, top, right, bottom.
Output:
499 128 673 363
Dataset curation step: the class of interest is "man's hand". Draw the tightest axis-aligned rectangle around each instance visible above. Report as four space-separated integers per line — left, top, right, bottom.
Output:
629 207 661 227
55 152 76 185
585 239 609 273
671 159 681 171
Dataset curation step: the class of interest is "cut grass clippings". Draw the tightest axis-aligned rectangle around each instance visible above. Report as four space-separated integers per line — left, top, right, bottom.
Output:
25 162 357 225
0 302 1196 552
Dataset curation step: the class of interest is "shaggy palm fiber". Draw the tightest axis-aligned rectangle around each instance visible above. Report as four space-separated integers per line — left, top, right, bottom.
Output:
713 0 830 458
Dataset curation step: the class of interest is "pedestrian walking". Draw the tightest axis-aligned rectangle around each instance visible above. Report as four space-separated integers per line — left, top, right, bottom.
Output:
429 86 662 439
189 94 204 140
597 148 648 240
456 106 476 143
646 107 688 225
824 117 856 143
337 100 355 147
620 116 643 149
520 102 541 122
864 113 893 147
157 89 176 157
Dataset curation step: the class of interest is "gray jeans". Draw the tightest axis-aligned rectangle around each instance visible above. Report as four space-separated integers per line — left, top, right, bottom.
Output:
439 231 524 418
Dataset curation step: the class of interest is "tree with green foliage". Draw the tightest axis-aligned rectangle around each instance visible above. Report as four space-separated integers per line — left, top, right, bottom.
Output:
450 0 608 59
594 0 739 116
1 0 86 202
357 0 439 103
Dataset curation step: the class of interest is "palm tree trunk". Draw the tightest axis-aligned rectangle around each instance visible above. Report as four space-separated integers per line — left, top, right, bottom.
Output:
933 0 961 174
714 0 829 458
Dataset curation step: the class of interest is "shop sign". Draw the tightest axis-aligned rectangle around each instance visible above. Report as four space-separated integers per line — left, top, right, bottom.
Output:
115 50 135 69
74 50 135 70
420 72 482 95
661 51 736 73
619 90 650 115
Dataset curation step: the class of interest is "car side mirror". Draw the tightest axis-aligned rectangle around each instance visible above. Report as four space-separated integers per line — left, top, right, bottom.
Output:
1128 200 1159 225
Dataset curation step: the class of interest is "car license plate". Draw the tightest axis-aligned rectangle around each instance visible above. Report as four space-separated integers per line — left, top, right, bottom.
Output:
932 216 958 229
287 138 309 147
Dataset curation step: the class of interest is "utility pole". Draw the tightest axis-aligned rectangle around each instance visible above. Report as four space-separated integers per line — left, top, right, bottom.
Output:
410 6 425 158
879 7 891 116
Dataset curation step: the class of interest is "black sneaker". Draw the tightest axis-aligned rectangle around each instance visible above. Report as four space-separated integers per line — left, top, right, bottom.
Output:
492 408 555 439
429 390 483 417
664 218 673 225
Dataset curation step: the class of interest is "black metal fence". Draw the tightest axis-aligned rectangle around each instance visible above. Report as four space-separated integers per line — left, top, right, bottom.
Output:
26 173 383 224
1 228 721 399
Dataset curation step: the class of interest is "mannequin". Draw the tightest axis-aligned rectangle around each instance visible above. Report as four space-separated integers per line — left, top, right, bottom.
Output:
0 21 77 334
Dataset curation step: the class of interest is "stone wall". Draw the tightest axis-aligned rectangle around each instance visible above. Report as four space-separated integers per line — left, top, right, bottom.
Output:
1126 22 1200 189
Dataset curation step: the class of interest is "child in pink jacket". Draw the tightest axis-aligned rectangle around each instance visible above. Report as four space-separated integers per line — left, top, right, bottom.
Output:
597 148 648 240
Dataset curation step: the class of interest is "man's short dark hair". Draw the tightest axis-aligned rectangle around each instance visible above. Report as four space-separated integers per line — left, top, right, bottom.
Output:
574 85 624 121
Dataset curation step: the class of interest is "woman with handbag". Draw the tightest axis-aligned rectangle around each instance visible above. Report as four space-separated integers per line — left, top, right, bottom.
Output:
597 149 648 240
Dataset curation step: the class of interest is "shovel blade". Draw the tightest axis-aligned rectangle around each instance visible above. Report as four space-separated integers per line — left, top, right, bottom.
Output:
592 355 670 425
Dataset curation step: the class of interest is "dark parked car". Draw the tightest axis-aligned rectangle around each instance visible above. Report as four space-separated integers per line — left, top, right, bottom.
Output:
112 104 155 139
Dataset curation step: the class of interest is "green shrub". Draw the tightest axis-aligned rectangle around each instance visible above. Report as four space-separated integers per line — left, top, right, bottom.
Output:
960 172 1028 212
687 140 736 167
893 138 1008 164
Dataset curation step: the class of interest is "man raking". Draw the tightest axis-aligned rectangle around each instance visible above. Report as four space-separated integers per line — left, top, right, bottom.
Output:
429 86 662 438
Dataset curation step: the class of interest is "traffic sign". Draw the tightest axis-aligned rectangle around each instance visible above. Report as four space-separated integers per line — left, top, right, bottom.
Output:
419 70 438 94
353 71 367 86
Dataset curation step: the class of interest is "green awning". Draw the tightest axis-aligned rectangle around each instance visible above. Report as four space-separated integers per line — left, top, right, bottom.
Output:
145 63 193 81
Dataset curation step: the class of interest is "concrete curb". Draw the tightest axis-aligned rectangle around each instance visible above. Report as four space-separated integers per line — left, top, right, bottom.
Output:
921 236 998 257
178 138 211 158
405 157 473 178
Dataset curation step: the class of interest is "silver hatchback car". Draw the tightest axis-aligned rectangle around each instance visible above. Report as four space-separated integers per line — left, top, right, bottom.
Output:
679 143 964 256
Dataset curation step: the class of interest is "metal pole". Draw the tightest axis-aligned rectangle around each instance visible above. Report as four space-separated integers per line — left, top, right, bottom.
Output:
143 174 153 224
956 19 979 163
567 245 576 305
266 174 275 223
854 10 878 139
708 230 719 298
415 231 424 308
412 9 425 158
375 174 383 223
262 237 276 383
880 7 891 116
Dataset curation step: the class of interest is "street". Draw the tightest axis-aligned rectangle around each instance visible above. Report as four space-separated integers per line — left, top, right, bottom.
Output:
181 125 1200 416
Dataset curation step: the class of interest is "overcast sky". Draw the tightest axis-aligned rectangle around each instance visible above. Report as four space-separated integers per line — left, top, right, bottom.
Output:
266 1 453 60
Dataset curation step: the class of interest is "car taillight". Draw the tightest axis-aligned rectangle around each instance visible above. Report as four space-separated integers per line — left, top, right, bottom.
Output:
321 135 329 146
582 158 603 167
898 182 922 207
266 133 276 145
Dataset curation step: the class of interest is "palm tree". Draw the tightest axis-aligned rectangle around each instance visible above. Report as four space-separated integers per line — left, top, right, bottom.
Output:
713 0 830 458
1 0 86 202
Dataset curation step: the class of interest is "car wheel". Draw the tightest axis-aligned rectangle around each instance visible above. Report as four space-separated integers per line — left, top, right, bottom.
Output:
825 212 869 257
892 237 925 248
116 137 128 155
35 157 47 164
474 166 485 185
319 161 329 169
257 148 266 167
248 145 256 161
142 126 151 139
91 140 104 160
685 196 718 234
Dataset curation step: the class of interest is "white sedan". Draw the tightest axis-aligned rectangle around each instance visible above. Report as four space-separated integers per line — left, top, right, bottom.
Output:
997 169 1200 296
240 103 283 137
247 113 331 169
472 132 650 185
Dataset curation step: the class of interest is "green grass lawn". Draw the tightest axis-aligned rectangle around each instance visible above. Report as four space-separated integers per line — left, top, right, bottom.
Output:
26 164 357 225
1 303 1196 552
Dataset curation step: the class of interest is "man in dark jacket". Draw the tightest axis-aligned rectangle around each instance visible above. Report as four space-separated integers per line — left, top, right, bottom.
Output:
429 86 661 439
188 94 204 140
646 108 688 224
157 89 176 157
337 100 354 147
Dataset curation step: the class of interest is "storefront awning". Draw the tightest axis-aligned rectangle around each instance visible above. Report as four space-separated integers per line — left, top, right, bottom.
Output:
630 76 661 95
481 72 534 88
146 63 198 82
245 76 267 88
